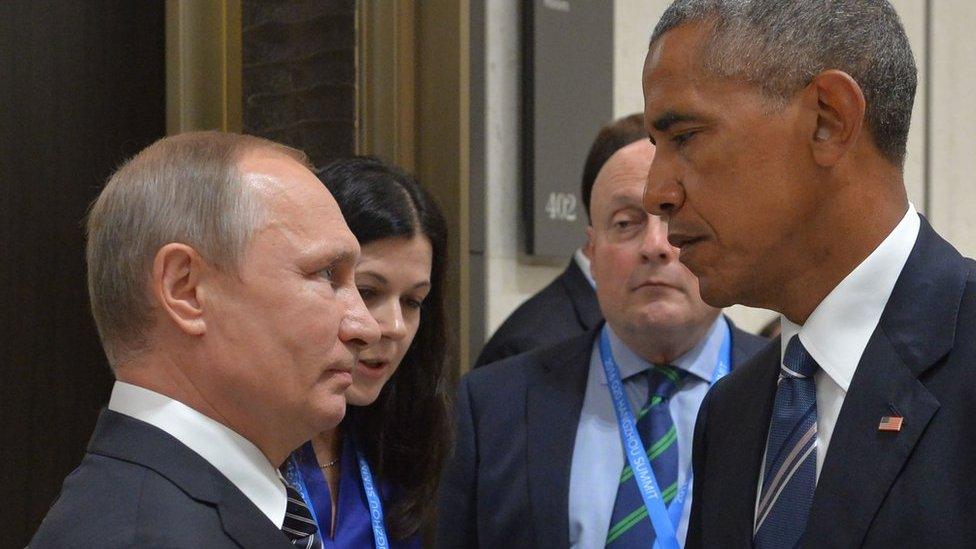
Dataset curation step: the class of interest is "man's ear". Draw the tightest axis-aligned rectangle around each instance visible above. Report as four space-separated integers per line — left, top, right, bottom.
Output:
584 225 595 262
151 243 208 336
806 69 866 167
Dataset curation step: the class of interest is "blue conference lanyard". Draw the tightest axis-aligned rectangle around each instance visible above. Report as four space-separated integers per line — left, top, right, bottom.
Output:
599 320 732 549
354 436 390 549
283 437 390 549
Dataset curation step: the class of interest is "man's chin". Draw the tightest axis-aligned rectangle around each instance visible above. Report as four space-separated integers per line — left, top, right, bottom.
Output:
700 276 750 309
309 398 347 433
623 305 692 331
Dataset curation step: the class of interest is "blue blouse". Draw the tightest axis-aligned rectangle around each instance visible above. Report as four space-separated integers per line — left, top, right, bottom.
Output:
283 437 421 549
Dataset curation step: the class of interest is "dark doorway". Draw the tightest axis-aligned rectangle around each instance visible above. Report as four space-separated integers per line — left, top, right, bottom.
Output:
0 2 166 544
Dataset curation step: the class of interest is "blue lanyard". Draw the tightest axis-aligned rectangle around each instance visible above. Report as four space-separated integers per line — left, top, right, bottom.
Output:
284 438 390 549
353 436 390 549
599 320 732 548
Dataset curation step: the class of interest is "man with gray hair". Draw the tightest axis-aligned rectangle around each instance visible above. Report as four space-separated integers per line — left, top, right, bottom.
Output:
31 132 380 547
643 1 976 547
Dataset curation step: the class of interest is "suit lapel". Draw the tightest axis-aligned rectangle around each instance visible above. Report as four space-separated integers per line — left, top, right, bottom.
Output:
803 330 939 547
802 217 967 547
713 339 781 545
526 330 596 549
216 481 296 548
88 410 293 548
727 317 768 368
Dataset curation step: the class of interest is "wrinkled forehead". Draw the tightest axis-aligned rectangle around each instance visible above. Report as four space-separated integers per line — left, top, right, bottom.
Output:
591 142 654 217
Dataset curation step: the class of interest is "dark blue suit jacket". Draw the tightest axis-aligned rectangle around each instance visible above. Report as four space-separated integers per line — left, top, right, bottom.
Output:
687 217 976 548
475 260 601 367
438 319 766 548
30 410 295 548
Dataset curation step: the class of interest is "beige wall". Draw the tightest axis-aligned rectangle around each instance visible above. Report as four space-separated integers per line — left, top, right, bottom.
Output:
930 1 976 258
482 1 971 339
483 1 566 334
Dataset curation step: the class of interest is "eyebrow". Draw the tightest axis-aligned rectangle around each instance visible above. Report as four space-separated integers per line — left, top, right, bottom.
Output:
311 248 356 271
651 111 704 132
357 270 432 290
606 193 644 213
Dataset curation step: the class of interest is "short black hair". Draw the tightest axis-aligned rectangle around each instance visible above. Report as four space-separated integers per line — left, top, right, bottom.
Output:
651 0 916 165
581 113 648 223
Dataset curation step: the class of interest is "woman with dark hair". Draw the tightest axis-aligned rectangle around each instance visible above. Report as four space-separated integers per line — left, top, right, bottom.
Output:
281 156 452 548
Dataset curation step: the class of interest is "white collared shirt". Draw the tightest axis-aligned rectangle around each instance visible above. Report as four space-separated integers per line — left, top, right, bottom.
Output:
779 204 920 478
108 381 288 527
574 247 597 289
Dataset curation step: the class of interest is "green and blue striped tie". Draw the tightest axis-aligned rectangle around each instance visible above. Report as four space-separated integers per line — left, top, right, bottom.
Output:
606 365 686 547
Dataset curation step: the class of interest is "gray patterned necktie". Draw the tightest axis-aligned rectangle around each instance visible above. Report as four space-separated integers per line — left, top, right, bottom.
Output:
282 481 324 549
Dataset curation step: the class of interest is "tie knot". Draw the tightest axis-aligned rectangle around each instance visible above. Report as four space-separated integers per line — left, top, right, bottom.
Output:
648 365 686 399
783 335 818 378
282 480 319 543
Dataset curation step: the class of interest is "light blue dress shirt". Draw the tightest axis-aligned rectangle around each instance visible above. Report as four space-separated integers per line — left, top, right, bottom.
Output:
568 315 729 548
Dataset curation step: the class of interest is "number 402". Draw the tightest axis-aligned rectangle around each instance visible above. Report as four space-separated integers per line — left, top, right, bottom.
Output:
544 192 578 222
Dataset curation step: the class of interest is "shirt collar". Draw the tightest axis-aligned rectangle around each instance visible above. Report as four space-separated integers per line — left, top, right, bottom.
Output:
108 381 288 527
574 248 597 289
600 315 728 384
780 204 920 392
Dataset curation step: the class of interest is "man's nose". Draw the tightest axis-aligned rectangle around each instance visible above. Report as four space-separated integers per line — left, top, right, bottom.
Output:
340 289 381 349
641 213 679 262
643 154 685 217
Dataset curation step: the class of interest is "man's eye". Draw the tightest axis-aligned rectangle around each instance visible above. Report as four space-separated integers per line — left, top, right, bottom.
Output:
317 266 336 282
614 220 633 230
673 130 697 147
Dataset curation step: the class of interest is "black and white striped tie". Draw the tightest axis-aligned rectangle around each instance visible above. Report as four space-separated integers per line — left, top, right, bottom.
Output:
282 482 323 549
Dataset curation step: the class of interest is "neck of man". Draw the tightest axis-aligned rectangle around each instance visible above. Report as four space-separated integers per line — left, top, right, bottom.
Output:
117 349 301 467
613 312 720 366
774 166 909 325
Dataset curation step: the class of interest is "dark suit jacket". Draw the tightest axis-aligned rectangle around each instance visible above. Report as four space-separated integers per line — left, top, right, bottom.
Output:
475 259 601 367
30 409 295 548
687 217 976 548
438 319 766 548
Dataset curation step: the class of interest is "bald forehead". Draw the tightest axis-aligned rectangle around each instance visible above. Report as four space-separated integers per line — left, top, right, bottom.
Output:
239 151 330 209
590 141 655 220
592 140 654 194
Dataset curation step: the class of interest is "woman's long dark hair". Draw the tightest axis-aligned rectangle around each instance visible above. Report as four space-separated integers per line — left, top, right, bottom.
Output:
315 156 453 540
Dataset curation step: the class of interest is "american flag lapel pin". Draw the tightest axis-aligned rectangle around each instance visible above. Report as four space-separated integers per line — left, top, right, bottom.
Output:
878 415 904 432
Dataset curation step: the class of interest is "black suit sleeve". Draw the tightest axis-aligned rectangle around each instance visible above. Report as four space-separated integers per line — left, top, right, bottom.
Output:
686 383 714 549
437 376 479 548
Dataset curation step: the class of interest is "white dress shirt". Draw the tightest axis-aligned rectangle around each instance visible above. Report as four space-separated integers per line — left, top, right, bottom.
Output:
778 204 920 478
108 381 288 527
574 247 597 289
569 315 729 547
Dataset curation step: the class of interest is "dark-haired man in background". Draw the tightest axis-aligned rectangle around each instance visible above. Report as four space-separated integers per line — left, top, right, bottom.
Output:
643 1 976 547
474 113 646 367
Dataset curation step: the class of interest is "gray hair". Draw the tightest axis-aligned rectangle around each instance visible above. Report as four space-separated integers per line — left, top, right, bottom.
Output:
650 0 917 165
86 131 309 367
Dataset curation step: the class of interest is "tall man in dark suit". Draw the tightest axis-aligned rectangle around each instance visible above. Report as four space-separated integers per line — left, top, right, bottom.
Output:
30 132 380 547
642 1 976 547
475 113 646 367
438 138 765 548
